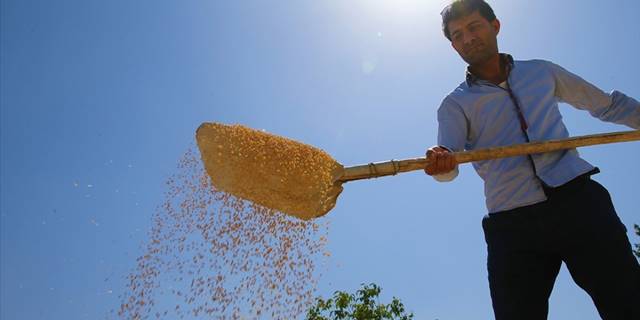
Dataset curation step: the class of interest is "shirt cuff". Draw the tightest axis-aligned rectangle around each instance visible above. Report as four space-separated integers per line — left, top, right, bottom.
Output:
433 166 459 182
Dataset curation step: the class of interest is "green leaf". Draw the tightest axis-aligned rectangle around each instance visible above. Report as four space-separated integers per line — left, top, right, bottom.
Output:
305 283 414 320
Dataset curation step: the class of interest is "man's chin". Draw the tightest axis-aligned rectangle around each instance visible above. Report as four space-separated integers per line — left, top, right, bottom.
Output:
462 52 494 66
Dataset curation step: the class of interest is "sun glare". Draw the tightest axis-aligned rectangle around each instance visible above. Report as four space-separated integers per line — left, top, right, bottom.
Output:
366 0 448 19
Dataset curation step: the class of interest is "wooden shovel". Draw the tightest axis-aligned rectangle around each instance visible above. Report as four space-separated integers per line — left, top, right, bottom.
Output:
339 130 640 182
196 123 640 220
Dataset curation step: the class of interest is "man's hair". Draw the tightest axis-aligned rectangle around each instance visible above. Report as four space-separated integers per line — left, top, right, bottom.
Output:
441 0 497 41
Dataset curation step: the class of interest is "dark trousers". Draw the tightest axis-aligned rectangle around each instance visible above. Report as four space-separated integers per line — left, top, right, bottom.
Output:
482 177 640 320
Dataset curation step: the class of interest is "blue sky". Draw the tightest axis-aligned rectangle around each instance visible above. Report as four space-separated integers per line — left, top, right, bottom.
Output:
1 0 639 319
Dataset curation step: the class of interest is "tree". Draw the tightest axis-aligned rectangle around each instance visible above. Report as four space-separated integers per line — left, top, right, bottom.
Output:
306 283 414 320
634 224 640 258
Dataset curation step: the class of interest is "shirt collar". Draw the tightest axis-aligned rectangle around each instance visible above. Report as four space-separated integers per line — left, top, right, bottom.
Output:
465 53 514 87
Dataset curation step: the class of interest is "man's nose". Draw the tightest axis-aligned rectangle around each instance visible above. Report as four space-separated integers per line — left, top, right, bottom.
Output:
463 32 477 45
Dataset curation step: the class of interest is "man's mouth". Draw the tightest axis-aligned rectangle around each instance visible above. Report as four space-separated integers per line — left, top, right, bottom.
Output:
466 45 483 54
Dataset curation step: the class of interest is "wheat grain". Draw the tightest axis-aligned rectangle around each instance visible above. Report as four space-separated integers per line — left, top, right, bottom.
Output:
114 148 329 319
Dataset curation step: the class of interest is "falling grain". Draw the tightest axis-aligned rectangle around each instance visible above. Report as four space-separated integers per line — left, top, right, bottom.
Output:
115 148 329 319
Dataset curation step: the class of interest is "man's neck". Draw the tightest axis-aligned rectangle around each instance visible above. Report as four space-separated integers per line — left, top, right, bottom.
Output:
468 54 508 85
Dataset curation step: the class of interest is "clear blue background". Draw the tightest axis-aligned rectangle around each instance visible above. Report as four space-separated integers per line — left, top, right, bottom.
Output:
1 0 638 319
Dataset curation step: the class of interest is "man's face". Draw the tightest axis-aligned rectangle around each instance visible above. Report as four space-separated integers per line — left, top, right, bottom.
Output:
447 11 500 66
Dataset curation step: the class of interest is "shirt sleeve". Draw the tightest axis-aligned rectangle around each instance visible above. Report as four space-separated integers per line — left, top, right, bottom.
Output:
433 97 468 182
547 61 640 129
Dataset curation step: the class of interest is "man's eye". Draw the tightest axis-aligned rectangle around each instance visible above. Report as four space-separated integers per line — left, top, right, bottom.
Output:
469 23 482 32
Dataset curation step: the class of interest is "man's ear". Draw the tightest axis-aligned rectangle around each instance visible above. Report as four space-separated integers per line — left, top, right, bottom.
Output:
492 18 501 35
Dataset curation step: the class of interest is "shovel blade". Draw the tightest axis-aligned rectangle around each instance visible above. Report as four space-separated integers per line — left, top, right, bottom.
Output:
196 123 344 220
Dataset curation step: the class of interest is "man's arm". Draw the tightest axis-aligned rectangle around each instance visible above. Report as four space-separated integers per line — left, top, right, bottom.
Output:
547 61 640 129
424 97 468 181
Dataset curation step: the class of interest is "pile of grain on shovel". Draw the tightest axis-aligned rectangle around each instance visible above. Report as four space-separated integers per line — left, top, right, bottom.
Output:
196 123 345 220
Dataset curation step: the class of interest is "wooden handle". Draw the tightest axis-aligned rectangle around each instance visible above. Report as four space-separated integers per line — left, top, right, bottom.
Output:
338 130 640 183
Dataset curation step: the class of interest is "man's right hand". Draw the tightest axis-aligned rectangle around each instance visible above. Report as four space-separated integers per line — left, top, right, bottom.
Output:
424 146 457 176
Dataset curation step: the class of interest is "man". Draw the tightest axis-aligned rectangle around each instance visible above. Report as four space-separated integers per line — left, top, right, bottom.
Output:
424 1 640 319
